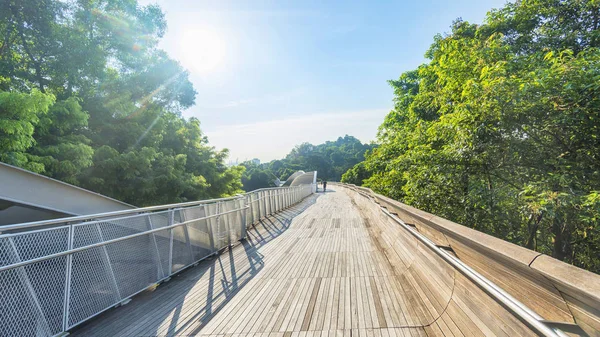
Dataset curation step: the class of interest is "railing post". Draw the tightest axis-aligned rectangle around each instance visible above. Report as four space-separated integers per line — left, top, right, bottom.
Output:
259 191 264 219
8 238 51 335
204 204 216 253
62 224 74 331
250 192 256 224
241 195 248 240
215 201 227 248
168 210 174 276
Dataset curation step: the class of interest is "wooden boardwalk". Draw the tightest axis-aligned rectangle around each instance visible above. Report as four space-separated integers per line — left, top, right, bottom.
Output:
70 187 536 337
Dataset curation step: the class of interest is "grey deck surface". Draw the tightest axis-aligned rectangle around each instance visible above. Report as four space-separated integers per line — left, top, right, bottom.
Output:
67 188 475 336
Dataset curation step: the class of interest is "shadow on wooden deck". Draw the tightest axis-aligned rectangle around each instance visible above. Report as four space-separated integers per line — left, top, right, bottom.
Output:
69 193 320 337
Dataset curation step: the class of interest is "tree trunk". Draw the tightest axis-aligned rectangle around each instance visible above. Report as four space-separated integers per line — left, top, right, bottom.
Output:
552 216 571 261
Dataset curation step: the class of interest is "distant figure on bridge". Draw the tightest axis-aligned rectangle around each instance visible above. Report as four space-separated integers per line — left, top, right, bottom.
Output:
322 181 327 192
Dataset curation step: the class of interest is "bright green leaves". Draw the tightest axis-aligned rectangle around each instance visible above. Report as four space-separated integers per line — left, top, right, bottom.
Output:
0 89 55 171
0 0 240 206
350 0 600 272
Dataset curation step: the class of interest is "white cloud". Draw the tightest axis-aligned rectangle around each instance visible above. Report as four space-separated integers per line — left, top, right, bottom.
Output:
205 108 389 163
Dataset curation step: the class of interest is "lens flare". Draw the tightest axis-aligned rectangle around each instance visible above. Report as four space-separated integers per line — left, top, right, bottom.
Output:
178 28 226 74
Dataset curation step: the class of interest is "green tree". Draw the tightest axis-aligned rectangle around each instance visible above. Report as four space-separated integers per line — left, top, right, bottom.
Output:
0 0 243 206
241 135 375 191
355 0 600 272
341 161 371 186
0 89 54 172
241 161 276 191
29 97 93 184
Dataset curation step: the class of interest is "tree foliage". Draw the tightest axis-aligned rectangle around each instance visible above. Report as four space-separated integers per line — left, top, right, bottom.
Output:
241 135 374 191
0 0 243 206
351 0 600 273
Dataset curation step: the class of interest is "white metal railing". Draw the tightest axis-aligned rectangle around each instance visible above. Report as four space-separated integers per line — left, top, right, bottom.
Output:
0 184 314 337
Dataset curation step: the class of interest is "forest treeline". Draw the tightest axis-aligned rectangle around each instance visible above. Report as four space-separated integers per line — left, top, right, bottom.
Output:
342 0 600 272
241 135 374 191
0 0 243 206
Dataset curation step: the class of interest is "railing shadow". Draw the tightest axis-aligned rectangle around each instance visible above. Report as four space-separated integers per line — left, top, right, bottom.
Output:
168 193 320 337
71 193 320 337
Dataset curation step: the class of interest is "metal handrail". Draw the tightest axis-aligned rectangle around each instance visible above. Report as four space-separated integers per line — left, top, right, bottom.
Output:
0 185 304 232
380 207 562 337
0 206 249 273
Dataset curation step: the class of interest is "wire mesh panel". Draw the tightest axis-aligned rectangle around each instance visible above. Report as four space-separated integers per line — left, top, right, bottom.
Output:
147 211 171 279
282 190 286 209
252 193 259 224
170 224 192 274
68 224 121 328
220 200 234 244
103 234 159 299
97 216 161 299
181 205 213 261
275 190 281 212
226 198 244 242
266 190 272 215
214 201 230 249
0 227 69 336
246 193 255 226
276 190 281 212
258 191 265 219
204 202 215 249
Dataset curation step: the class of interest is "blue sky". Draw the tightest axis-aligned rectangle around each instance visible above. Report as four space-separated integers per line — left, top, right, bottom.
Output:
139 0 508 162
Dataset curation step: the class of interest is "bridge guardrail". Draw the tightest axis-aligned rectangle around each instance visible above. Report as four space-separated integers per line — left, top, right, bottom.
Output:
333 182 600 336
0 184 314 337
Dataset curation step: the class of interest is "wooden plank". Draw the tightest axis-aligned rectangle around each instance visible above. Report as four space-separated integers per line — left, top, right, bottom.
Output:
369 278 387 328
302 278 322 331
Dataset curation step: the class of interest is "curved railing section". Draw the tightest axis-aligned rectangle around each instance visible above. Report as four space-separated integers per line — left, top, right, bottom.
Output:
335 182 600 337
0 184 314 337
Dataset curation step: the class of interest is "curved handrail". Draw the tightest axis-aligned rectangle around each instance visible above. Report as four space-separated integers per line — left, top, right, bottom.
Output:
335 182 597 336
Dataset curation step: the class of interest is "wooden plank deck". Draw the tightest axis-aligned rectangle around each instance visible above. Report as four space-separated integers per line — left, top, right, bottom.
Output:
69 187 533 337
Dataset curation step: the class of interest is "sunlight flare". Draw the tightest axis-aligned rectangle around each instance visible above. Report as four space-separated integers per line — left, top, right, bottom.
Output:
178 28 226 73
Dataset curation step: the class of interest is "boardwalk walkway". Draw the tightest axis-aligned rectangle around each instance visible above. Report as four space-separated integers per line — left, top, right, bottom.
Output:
70 186 535 337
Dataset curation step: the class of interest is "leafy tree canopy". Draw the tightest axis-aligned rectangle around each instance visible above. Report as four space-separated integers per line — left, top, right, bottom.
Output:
347 0 600 273
0 0 243 206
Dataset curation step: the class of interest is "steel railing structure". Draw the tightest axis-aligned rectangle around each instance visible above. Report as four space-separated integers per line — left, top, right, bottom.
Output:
0 184 315 337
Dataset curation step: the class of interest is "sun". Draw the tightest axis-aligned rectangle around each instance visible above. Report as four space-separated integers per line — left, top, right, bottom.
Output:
178 28 226 74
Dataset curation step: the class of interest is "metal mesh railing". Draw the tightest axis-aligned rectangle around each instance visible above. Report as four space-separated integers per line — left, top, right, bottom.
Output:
0 184 314 337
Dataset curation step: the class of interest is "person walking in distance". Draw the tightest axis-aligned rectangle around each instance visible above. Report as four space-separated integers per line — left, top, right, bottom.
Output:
323 180 327 192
